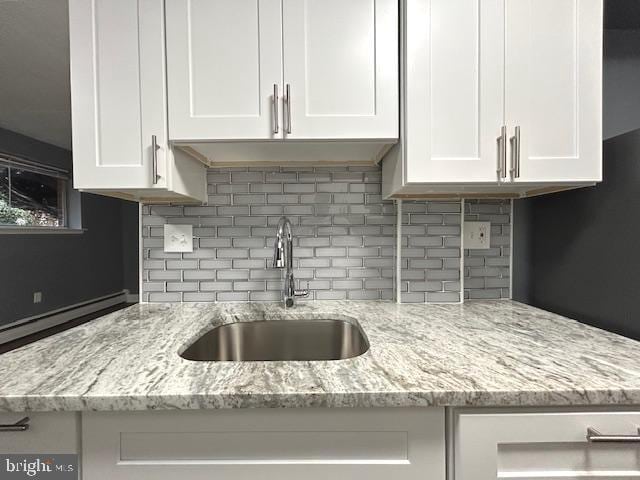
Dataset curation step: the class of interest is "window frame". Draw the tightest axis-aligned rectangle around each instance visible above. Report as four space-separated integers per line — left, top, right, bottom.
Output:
0 153 79 233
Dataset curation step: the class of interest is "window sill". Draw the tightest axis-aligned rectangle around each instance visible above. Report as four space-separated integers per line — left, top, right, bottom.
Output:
0 227 86 235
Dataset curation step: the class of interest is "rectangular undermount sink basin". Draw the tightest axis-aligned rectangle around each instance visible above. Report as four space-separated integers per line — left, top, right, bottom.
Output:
180 319 369 362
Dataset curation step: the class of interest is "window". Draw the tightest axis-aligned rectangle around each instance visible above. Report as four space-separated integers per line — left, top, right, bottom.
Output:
0 155 69 228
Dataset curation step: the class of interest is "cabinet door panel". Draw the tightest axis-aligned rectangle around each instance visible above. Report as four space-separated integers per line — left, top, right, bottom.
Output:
505 0 602 183
282 0 398 140
83 408 445 480
70 0 165 189
404 0 504 183
166 0 283 141
455 410 640 480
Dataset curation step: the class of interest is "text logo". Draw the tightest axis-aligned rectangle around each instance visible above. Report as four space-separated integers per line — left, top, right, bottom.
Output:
0 455 77 479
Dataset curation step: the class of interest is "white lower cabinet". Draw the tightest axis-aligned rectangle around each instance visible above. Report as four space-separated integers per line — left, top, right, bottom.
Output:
453 409 640 479
82 408 445 480
6 408 640 479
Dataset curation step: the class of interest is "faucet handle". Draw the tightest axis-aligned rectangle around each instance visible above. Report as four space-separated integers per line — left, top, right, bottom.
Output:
295 280 310 298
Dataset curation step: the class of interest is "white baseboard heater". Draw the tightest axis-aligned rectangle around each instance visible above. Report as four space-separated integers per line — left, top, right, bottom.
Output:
0 291 134 345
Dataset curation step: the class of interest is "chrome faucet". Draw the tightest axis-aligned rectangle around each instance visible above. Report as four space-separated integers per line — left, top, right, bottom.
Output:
272 216 309 307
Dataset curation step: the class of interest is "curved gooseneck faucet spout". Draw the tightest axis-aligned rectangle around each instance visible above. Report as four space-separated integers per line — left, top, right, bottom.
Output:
273 216 309 307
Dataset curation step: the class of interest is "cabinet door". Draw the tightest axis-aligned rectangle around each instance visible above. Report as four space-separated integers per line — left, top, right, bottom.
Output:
166 0 283 141
69 0 169 189
404 0 505 183
455 410 640 479
505 0 602 183
281 0 398 140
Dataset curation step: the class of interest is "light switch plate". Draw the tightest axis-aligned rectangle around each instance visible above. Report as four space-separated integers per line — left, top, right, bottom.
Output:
164 224 193 253
464 221 491 249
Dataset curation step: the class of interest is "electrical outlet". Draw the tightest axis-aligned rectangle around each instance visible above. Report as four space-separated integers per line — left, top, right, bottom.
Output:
464 222 491 249
33 292 42 304
164 224 193 253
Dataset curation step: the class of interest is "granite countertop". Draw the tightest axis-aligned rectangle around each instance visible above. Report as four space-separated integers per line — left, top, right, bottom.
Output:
1 300 640 412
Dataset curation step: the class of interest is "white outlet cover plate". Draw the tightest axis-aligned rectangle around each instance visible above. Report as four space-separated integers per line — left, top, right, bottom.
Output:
464 221 491 250
164 224 193 253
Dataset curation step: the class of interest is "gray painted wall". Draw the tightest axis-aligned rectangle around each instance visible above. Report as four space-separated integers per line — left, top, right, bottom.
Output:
121 201 140 298
513 129 640 339
0 128 138 327
606 0 640 31
604 30 640 139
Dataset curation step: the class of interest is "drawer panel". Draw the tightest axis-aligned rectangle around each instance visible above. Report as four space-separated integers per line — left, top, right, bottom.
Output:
454 409 640 480
0 412 78 454
84 408 445 480
121 430 407 463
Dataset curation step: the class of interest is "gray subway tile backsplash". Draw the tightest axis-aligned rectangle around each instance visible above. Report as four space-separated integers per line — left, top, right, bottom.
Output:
463 199 511 300
142 166 512 304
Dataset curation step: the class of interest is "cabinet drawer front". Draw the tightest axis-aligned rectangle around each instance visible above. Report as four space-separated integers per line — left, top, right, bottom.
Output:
83 408 445 480
0 412 78 454
455 410 640 480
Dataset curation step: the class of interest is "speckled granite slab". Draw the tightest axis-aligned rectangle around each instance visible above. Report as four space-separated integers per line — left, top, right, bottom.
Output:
1 300 640 412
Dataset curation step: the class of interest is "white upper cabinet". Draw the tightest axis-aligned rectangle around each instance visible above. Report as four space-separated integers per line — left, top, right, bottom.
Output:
505 0 602 183
165 0 398 158
69 0 206 202
70 0 163 190
165 0 283 141
404 0 504 183
383 0 603 198
281 0 398 140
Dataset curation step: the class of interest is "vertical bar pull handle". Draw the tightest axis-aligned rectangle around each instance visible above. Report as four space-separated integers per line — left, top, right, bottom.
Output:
512 126 521 179
151 135 161 185
497 126 507 180
284 84 292 134
272 84 279 135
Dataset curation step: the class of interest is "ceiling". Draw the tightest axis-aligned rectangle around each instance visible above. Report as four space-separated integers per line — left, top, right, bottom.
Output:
606 0 640 30
0 0 71 150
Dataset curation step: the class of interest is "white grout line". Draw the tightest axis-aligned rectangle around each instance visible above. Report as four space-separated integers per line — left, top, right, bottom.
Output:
396 199 402 304
459 199 465 304
138 203 145 304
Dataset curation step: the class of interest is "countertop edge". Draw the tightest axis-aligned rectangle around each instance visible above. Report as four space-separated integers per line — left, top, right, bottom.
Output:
2 389 640 413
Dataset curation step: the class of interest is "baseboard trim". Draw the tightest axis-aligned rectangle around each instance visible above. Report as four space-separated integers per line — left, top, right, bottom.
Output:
0 291 129 345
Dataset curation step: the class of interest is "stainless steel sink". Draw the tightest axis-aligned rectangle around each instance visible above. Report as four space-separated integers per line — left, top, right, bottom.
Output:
179 319 369 362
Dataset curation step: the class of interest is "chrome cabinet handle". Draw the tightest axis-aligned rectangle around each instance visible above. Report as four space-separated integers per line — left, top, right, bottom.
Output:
497 126 507 180
272 84 279 134
284 83 292 134
510 126 521 179
151 135 161 185
587 427 640 443
0 416 30 432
